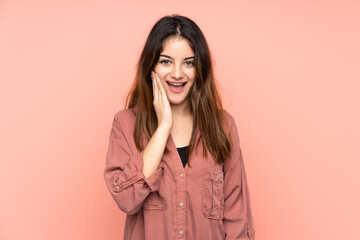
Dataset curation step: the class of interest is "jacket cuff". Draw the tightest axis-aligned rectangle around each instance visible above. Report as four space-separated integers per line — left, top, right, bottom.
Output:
113 171 145 192
144 167 164 192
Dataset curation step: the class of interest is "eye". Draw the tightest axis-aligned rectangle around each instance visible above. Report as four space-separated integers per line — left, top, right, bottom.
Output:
159 59 170 64
185 61 194 66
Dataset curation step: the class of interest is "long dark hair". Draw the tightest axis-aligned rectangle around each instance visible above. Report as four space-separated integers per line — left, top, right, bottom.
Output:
125 14 231 165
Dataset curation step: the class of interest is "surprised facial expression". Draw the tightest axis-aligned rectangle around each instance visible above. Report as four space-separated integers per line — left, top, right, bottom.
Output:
153 37 196 107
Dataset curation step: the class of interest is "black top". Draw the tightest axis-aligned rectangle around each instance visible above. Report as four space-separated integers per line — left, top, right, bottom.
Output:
176 146 188 168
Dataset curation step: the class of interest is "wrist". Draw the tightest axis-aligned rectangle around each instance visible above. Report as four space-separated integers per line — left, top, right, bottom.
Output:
157 124 171 135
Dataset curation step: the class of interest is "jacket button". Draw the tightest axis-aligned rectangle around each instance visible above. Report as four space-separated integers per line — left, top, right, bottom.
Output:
115 186 120 190
179 231 184 235
179 173 183 178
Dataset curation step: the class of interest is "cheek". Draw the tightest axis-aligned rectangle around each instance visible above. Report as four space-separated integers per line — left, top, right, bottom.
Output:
153 66 166 79
186 69 196 80
188 72 196 85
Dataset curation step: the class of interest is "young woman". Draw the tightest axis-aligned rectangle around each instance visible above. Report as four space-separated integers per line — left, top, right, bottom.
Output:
104 14 255 240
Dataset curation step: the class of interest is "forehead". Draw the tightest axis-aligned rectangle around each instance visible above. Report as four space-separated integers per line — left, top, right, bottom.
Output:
161 37 194 56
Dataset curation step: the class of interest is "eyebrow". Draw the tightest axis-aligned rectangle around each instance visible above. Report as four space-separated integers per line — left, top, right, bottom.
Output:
159 54 195 60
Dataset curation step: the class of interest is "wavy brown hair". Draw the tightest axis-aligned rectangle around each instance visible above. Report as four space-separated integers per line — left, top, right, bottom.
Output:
125 14 232 165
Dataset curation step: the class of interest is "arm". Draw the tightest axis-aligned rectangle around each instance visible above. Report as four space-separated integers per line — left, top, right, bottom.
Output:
223 121 256 240
103 114 169 215
142 125 170 178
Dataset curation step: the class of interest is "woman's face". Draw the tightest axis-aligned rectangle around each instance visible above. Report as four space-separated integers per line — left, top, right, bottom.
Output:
153 37 196 107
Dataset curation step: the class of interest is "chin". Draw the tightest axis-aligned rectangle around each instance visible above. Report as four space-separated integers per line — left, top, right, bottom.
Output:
168 98 186 105
169 100 183 105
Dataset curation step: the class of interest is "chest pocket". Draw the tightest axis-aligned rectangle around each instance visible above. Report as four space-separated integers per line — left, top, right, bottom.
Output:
201 169 224 219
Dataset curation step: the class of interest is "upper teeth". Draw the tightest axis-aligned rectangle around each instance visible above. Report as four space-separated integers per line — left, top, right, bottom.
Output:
170 82 183 86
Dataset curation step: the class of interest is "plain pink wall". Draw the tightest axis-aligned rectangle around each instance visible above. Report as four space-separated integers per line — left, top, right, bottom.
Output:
1 0 359 239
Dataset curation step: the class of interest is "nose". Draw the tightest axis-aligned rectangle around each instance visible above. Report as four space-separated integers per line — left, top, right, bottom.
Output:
170 64 183 80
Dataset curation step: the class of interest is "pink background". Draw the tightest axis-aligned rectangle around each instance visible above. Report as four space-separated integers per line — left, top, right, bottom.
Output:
1 0 359 239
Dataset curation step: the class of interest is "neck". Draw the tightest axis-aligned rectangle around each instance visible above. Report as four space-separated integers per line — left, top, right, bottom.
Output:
171 100 191 118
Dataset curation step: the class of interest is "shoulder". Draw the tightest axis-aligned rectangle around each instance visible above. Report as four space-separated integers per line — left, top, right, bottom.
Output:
221 109 237 135
222 109 236 126
222 110 243 171
113 107 136 124
110 107 136 138
222 109 241 153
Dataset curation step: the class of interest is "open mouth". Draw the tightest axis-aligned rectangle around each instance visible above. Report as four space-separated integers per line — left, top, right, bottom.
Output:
166 81 187 93
166 81 187 87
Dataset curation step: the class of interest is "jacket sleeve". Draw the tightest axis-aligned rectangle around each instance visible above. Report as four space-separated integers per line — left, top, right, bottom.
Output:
223 120 256 240
103 114 164 215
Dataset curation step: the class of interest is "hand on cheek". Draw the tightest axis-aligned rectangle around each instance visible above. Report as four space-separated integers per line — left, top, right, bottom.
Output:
151 71 173 130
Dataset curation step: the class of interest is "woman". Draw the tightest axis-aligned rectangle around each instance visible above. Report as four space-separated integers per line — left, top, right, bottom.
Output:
104 14 255 240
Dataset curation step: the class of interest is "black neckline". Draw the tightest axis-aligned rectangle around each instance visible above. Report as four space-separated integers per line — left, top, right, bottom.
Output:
176 145 188 150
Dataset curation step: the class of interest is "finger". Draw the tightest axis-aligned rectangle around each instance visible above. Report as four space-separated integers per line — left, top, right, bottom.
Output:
154 73 164 105
153 71 161 104
151 73 157 102
154 72 167 100
152 72 159 101
154 72 161 103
